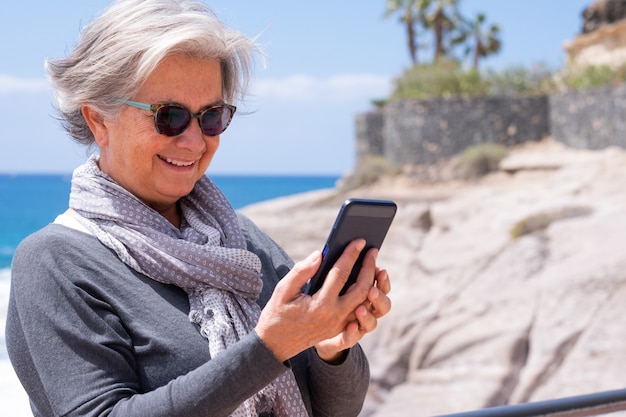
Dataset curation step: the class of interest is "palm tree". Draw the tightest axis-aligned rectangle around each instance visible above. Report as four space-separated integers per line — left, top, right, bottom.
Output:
423 0 464 63
385 0 499 68
384 0 431 64
467 13 502 69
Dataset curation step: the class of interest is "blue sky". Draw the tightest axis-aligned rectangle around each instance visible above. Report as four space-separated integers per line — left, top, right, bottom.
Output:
1 0 591 175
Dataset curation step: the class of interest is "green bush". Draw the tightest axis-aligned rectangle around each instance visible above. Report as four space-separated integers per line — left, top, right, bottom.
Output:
457 143 509 179
510 206 593 239
338 155 401 191
484 64 556 96
390 60 491 101
510 213 554 239
388 62 626 102
390 61 556 101
559 65 626 90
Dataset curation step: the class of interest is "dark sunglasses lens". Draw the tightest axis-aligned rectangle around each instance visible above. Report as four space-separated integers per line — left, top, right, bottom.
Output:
200 107 233 136
155 105 191 136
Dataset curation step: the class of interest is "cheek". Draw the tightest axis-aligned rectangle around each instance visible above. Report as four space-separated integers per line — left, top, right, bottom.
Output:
199 137 220 168
130 116 157 137
105 117 161 167
104 110 155 148
207 136 220 153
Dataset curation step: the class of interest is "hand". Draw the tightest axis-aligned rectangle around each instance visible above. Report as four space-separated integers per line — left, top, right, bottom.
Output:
314 262 392 363
255 239 375 362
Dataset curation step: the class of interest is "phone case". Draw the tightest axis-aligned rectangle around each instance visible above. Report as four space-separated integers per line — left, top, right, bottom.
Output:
306 198 397 295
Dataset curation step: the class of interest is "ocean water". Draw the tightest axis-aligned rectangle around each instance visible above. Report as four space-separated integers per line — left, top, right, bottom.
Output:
0 173 338 416
0 173 339 269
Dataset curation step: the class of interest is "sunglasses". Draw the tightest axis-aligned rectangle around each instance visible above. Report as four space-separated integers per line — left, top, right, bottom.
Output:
122 100 236 137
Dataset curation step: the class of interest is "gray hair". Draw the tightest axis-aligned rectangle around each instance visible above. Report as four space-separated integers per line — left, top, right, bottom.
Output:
47 0 262 145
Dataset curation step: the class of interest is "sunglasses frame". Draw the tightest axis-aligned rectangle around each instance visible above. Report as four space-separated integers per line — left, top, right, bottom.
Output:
122 100 236 137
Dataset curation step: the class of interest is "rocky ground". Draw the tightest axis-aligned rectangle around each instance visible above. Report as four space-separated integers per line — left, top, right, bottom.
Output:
241 138 626 416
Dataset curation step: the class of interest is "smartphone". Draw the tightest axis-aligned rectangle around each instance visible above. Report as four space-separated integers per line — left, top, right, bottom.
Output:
305 198 397 295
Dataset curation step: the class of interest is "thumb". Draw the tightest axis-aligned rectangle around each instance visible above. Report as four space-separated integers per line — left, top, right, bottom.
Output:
276 250 321 300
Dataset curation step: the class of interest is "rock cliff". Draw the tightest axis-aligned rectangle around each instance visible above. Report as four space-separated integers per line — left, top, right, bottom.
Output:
241 138 626 416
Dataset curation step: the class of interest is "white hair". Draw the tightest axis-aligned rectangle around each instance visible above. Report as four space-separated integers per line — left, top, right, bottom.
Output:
47 0 262 145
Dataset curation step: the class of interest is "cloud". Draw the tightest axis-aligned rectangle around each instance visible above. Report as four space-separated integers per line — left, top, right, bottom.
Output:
0 74 49 94
252 73 392 102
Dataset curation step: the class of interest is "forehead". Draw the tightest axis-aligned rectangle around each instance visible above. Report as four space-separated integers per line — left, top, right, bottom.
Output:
138 55 223 104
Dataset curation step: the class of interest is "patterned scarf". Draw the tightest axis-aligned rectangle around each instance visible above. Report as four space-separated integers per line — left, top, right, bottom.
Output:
69 156 308 417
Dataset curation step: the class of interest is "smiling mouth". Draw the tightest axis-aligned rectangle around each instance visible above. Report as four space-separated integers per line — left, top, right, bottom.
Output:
159 155 196 167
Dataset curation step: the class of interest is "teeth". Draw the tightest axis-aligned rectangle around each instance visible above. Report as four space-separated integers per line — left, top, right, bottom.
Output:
163 157 194 167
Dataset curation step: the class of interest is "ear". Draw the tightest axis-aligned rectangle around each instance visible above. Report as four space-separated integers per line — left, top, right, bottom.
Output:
82 105 109 146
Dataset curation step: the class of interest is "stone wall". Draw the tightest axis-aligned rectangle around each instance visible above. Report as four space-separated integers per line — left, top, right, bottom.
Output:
354 11 626 169
355 111 385 160
356 95 550 166
356 85 626 167
550 83 626 149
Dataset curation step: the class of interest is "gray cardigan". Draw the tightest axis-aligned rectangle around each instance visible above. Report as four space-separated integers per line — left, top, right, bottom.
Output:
6 213 369 417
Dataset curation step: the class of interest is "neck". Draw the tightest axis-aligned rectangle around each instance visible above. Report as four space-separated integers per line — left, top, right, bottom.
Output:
158 203 182 228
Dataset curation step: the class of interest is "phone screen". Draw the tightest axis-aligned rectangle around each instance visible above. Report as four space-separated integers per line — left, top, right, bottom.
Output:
306 199 397 295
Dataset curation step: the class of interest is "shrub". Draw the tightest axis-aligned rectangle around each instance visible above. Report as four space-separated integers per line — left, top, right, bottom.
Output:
510 213 554 239
338 155 400 191
457 143 509 179
388 61 626 103
510 206 593 239
390 60 491 101
390 61 556 102
484 64 556 96
559 64 626 90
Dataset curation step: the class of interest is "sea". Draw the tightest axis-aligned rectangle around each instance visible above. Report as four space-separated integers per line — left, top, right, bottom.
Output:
0 173 339 416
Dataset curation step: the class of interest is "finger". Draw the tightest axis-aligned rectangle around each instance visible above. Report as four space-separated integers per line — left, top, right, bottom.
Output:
343 320 362 344
275 250 321 301
341 247 378 303
316 239 366 299
355 304 377 333
367 286 392 318
315 320 362 361
374 269 391 295
336 320 363 348
357 248 378 288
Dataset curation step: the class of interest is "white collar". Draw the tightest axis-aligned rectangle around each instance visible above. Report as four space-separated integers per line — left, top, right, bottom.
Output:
53 210 92 235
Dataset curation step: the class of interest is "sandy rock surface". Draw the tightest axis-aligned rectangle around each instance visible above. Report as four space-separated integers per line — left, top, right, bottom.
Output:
241 139 626 416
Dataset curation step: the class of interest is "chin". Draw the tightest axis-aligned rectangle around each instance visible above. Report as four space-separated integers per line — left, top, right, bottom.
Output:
178 182 198 198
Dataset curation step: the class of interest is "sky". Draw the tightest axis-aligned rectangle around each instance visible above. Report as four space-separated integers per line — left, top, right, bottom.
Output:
1 0 592 175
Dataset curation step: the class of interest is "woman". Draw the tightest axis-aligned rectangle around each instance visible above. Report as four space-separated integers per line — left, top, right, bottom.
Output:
5 0 392 416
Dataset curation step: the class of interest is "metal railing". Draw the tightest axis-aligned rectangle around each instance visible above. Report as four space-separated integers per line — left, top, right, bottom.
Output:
437 388 626 417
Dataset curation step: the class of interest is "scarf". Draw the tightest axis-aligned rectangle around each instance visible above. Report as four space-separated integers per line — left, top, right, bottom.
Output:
69 156 308 417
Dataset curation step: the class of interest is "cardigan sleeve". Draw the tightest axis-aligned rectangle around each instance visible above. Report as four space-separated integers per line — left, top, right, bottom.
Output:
237 212 370 417
6 225 292 417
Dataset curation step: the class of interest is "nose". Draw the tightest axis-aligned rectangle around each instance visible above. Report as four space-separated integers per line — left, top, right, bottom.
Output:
175 120 210 153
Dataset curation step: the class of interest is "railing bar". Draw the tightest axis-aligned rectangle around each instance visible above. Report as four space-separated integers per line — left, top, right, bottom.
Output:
436 388 626 417
546 401 626 417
